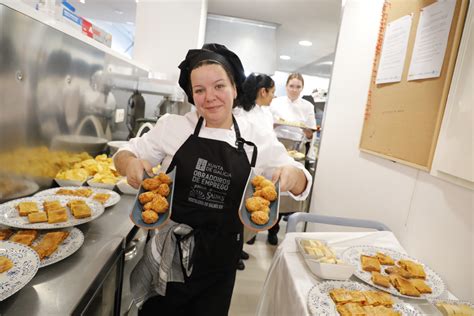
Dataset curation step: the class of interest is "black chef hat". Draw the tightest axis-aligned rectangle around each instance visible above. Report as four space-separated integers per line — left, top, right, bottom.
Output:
178 43 246 105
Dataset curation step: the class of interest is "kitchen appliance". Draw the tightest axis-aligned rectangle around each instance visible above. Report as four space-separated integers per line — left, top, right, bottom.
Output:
126 91 146 138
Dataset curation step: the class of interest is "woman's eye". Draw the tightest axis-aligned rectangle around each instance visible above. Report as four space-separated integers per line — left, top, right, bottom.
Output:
216 84 225 89
194 89 204 94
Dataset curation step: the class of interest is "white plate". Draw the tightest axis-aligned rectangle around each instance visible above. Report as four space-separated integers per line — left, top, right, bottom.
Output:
86 179 116 191
54 178 87 187
0 241 40 301
341 245 446 299
428 298 474 315
116 178 138 195
307 280 420 316
0 196 104 229
35 227 84 268
34 186 120 208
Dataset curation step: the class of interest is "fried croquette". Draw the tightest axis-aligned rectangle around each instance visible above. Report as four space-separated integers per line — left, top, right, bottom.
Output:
256 179 274 191
250 211 269 225
253 186 277 201
139 191 156 204
142 210 158 224
245 196 270 212
142 178 161 191
148 195 169 214
156 173 172 185
153 183 170 197
251 175 265 187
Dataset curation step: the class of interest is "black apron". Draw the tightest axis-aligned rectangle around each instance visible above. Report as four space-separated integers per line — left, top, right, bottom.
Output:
140 115 257 316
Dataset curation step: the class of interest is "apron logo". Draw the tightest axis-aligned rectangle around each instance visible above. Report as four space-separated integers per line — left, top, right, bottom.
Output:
196 158 208 171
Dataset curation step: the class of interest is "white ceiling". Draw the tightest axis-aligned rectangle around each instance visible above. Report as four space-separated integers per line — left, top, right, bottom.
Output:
39 0 342 77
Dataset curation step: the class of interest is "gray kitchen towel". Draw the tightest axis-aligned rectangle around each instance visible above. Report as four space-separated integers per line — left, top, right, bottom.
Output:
130 220 194 307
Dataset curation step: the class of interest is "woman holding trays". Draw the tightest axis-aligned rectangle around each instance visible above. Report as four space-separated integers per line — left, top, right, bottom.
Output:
114 43 312 315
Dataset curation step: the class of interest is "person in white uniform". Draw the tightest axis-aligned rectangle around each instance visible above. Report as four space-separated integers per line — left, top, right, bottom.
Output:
270 73 317 144
236 72 275 131
114 43 312 316
234 72 276 264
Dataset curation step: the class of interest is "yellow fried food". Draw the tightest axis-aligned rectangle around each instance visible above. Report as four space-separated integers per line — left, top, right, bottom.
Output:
253 186 277 201
55 168 89 181
142 178 161 191
156 173 172 185
153 183 170 197
251 175 265 187
142 210 158 224
139 191 156 204
256 179 274 191
148 195 169 214
250 211 269 225
245 196 270 212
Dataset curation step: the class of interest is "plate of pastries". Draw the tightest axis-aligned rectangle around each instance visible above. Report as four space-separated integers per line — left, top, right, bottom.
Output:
275 118 318 131
239 171 280 232
0 195 104 229
428 299 474 316
0 240 40 301
130 169 175 229
307 280 420 316
35 186 120 208
341 246 446 299
0 226 84 268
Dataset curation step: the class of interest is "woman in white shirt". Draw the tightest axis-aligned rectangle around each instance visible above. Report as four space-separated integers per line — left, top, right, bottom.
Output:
114 43 311 316
237 72 275 131
270 73 317 142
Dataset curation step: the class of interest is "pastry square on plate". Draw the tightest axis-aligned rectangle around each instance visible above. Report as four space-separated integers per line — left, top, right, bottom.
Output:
329 289 353 304
92 193 111 204
48 208 68 223
376 252 395 265
66 199 86 208
337 303 366 315
409 278 432 294
17 201 39 216
0 256 13 273
43 200 63 213
371 271 391 288
10 230 38 245
385 266 412 279
0 229 13 240
361 255 381 272
71 203 91 219
28 212 48 223
397 260 426 279
389 274 421 297
75 188 93 197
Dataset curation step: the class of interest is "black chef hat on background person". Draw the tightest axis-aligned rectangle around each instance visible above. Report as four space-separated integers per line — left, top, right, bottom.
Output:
178 43 246 106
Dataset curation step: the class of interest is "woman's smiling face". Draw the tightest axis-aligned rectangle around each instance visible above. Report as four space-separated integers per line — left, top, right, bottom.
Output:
191 63 237 129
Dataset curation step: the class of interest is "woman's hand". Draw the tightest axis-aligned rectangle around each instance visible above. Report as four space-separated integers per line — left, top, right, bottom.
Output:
271 166 307 196
125 158 154 189
114 151 154 189
303 128 314 139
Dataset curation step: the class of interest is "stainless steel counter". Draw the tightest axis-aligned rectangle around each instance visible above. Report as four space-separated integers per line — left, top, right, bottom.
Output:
0 194 137 315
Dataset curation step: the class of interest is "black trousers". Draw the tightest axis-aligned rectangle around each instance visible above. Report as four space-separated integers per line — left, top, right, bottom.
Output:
138 269 237 316
268 213 284 235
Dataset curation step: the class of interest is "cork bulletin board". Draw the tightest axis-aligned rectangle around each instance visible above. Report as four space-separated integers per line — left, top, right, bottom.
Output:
360 0 469 171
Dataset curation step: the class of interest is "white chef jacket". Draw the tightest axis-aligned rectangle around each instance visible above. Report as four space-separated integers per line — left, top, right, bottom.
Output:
233 104 274 132
269 96 317 141
116 111 312 201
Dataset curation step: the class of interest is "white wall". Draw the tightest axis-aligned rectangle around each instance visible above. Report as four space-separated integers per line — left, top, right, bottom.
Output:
205 15 277 76
309 0 473 301
133 0 207 82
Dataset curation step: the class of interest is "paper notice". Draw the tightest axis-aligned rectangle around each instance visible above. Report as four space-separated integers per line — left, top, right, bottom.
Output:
407 0 456 81
376 15 413 84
